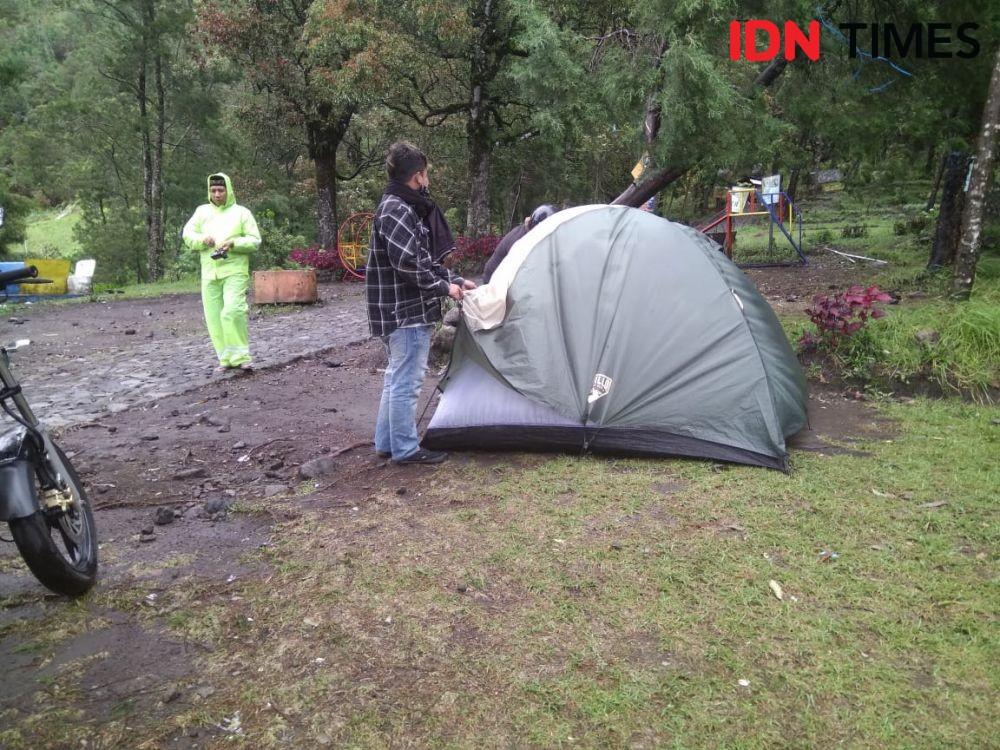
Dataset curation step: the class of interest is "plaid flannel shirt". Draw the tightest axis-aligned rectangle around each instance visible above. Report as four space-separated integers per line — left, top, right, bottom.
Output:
366 194 463 338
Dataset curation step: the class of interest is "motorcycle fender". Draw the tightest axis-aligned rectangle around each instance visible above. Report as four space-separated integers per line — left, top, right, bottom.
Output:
0 458 39 521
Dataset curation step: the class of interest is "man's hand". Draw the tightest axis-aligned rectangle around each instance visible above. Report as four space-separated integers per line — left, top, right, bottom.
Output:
220 240 234 252
204 236 216 248
448 283 463 301
462 279 477 291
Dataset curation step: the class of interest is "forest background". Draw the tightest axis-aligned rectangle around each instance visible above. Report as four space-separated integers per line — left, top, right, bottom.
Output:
0 0 997 297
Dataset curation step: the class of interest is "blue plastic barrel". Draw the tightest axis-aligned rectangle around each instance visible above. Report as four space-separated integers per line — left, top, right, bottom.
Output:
0 261 27 297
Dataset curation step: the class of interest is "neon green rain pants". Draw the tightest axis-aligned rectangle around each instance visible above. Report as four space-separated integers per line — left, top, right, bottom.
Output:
202 273 251 367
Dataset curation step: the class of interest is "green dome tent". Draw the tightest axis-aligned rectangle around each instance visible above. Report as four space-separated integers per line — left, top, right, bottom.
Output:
425 205 808 470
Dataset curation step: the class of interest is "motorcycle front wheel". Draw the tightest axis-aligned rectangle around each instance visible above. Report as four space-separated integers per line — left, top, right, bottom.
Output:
9 442 98 596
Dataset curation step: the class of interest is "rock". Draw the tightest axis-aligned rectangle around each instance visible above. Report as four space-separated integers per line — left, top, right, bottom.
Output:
263 484 287 498
124 329 137 335
8 317 26 325
194 685 216 700
269 459 284 470
140 434 159 442
431 324 457 354
173 467 208 480
162 684 182 703
170 409 180 417
395 487 407 496
914 328 940 345
217 423 232 434
141 524 155 536
323 360 343 368
143 309 153 317
457 583 468 593
907 290 929 299
140 534 156 543
203 498 231 515
443 306 462 326
154 507 176 526
233 441 248 450
298 456 337 479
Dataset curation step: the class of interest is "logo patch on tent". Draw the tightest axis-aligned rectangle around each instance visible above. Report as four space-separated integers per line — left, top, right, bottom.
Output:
588 373 613 404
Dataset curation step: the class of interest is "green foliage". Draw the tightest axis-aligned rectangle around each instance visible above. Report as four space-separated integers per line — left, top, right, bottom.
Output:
0 173 31 249
838 286 1000 400
1 0 998 287
73 203 146 285
253 209 308 271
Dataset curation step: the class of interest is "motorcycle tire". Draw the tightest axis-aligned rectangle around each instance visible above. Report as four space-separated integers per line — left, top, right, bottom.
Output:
9 442 98 596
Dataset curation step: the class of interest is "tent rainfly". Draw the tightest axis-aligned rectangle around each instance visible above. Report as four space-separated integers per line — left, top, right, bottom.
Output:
424 205 808 470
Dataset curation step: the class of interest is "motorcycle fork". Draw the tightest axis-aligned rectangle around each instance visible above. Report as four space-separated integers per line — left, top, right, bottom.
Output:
0 350 75 511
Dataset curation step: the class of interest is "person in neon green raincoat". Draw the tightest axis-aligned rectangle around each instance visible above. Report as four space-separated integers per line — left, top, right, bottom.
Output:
183 173 261 371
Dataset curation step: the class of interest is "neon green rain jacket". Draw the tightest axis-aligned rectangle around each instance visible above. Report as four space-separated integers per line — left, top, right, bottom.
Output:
182 173 261 280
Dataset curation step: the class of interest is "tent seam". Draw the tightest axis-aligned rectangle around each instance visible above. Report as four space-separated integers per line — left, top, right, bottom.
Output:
684 227 788 461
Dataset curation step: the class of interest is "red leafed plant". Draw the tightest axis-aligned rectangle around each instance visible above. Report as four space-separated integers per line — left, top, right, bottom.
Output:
448 235 501 277
800 285 893 350
289 244 343 271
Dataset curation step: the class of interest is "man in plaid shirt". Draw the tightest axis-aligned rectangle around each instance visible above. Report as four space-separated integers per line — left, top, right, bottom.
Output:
367 141 476 464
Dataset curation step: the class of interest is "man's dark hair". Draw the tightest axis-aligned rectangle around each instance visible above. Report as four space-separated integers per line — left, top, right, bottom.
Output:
386 141 428 182
209 175 226 187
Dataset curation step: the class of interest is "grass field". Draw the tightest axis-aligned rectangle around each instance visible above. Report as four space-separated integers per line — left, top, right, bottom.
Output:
0 188 997 748
4 398 995 749
10 205 82 259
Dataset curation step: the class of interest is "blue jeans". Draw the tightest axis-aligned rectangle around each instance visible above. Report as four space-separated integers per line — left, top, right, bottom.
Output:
374 325 433 460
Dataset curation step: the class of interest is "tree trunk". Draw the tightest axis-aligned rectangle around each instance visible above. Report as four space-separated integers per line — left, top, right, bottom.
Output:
507 171 523 231
612 51 787 208
148 41 166 281
465 0 496 237
953 45 1000 299
314 149 338 249
137 55 153 282
787 167 801 201
466 127 491 236
137 0 165 282
611 167 688 208
925 152 947 211
754 58 788 88
928 150 970 269
924 144 936 175
307 119 347 249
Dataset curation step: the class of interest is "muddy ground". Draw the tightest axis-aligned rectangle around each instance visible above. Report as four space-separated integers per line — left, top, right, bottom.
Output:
0 252 898 747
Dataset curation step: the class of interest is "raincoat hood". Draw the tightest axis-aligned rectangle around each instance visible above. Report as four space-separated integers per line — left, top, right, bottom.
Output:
207 172 236 209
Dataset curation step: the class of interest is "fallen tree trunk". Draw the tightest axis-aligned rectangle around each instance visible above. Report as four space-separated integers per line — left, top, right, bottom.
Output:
612 58 790 208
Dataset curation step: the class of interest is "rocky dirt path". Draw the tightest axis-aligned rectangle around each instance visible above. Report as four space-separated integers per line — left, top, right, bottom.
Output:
3 283 368 428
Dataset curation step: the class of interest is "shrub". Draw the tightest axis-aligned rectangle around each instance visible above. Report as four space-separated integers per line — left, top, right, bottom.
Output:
288 244 342 271
448 235 501 278
255 210 307 270
799 285 893 351
813 228 834 244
